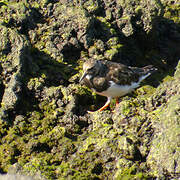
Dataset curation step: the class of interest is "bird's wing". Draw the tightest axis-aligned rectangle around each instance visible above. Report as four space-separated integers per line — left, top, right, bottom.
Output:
82 73 110 93
105 61 141 85
92 76 110 92
91 61 141 92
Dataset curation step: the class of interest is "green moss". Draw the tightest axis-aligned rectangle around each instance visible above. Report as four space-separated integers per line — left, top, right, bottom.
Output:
83 0 99 13
78 133 109 153
0 124 28 172
135 5 142 13
163 2 180 23
162 74 174 83
147 93 180 176
107 37 118 47
0 120 8 139
0 0 179 179
60 86 73 102
0 98 75 178
23 155 57 179
97 16 111 26
104 48 119 60
120 16 130 20
0 55 7 62
135 85 156 98
115 165 150 180
97 16 117 36
119 100 132 116
27 77 45 91
30 1 40 9
76 85 92 96
55 161 71 178
56 160 97 179
0 1 8 5
0 1 30 24
39 126 66 146
104 37 124 60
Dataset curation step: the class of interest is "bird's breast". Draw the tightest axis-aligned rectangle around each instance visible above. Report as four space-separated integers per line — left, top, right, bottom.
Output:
96 81 140 98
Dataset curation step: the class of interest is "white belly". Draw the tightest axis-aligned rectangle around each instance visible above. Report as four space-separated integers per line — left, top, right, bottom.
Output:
96 81 140 98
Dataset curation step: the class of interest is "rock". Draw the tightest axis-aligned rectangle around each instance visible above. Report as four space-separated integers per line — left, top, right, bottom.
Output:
1 73 22 110
147 72 180 179
0 26 30 121
147 95 180 179
0 174 33 180
0 0 180 179
175 60 180 78
4 163 47 180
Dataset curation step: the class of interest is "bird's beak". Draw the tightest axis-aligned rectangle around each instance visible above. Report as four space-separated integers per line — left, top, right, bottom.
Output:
79 71 87 83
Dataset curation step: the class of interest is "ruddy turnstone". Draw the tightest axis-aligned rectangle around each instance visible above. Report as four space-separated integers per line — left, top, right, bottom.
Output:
79 59 157 112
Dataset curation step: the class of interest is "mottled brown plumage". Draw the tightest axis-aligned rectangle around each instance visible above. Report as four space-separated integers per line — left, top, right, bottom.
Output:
79 59 157 112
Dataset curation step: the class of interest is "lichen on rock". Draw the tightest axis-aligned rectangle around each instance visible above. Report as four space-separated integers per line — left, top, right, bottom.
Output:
146 69 180 179
0 0 180 179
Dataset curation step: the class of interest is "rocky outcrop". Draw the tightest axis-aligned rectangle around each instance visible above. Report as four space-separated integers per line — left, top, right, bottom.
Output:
147 61 180 179
0 0 179 179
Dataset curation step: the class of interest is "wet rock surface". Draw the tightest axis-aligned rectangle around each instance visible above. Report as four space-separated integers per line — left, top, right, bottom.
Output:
0 0 180 179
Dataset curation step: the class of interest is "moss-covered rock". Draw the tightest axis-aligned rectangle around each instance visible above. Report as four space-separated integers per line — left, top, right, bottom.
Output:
147 94 180 178
146 70 180 178
0 0 180 179
163 0 180 23
0 25 30 121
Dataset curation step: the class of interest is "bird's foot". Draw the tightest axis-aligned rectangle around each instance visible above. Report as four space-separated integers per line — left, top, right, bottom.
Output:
87 97 111 113
87 105 109 113
87 108 106 114
112 98 120 113
87 110 95 114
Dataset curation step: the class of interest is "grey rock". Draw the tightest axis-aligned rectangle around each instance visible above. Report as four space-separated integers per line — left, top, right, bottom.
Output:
0 174 34 180
147 69 180 178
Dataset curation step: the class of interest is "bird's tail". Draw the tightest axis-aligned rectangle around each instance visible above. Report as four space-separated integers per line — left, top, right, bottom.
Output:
138 65 158 82
143 65 158 74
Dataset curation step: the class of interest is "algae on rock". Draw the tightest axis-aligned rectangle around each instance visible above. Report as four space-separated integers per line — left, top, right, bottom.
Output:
0 0 180 179
147 65 180 179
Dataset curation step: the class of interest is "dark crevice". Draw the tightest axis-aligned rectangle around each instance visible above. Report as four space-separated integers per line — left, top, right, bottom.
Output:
0 168 6 174
31 142 51 153
75 120 89 129
61 44 81 63
0 81 5 108
64 132 78 141
91 163 103 175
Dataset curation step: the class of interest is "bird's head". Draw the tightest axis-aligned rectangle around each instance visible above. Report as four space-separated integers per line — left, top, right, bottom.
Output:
79 60 102 83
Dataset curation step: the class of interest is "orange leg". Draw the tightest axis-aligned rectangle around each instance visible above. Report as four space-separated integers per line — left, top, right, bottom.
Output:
88 97 111 113
116 98 119 107
112 98 120 113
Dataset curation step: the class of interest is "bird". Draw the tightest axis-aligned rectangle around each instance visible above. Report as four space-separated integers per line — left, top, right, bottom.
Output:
79 59 157 112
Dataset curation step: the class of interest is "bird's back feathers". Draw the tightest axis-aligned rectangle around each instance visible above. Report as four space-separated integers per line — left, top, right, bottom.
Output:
81 60 157 94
